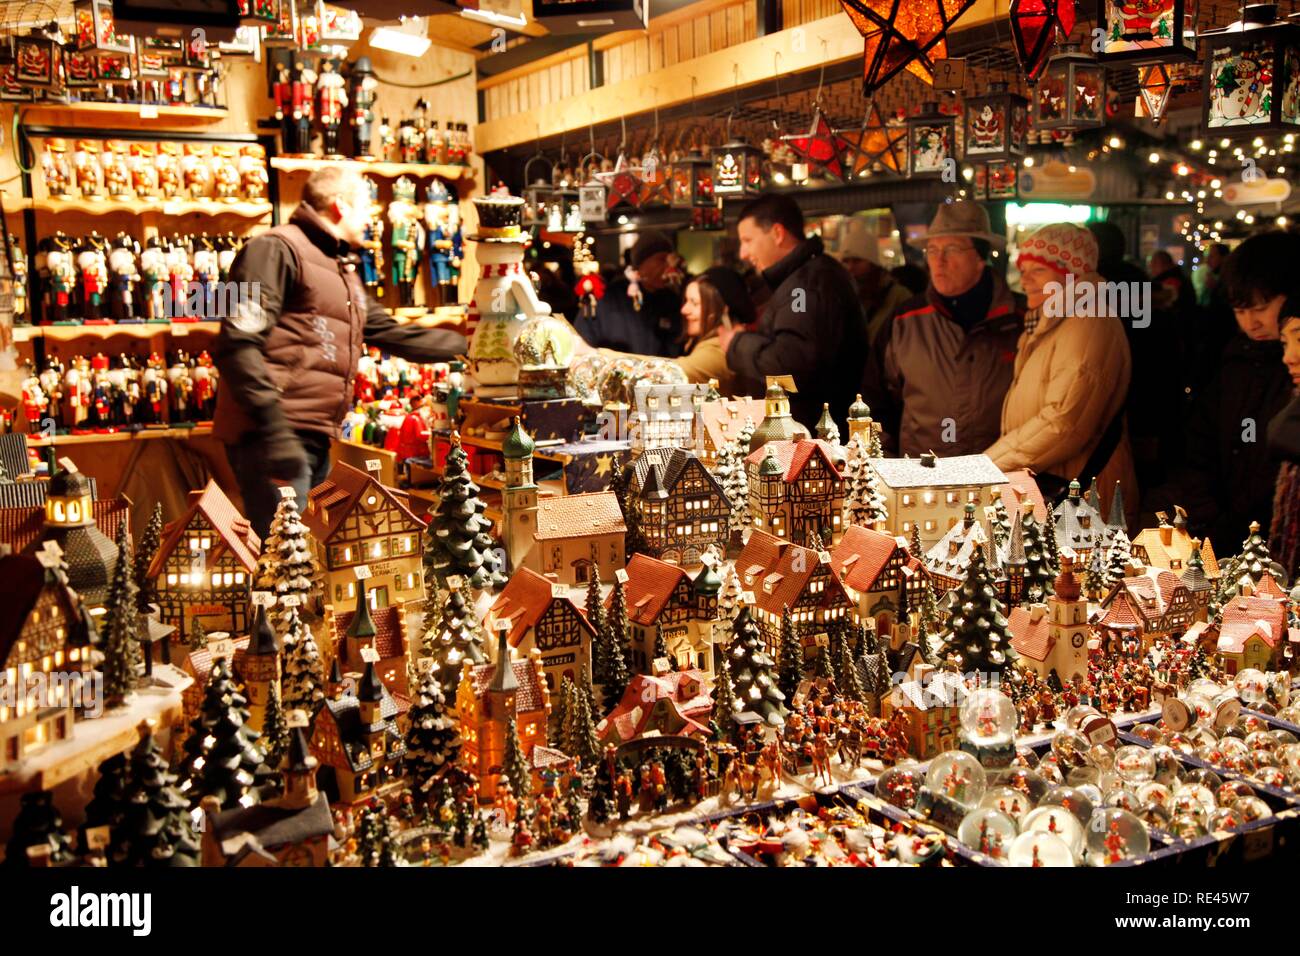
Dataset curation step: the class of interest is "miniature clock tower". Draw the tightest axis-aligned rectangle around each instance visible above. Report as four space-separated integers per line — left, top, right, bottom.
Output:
502 417 538 573
1047 554 1088 684
846 394 875 446
242 599 281 732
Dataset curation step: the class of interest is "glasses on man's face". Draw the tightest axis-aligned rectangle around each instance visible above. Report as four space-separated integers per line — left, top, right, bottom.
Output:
925 243 976 261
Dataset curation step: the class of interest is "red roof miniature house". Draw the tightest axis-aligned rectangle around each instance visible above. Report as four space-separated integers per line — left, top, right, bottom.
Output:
1094 568 1197 658
626 446 730 567
613 553 720 674
1212 592 1295 675
881 667 964 759
310 660 406 806
697 396 765 465
148 480 260 638
327 578 411 698
487 566 595 695
0 549 97 773
996 469 1047 523
304 462 426 611
1008 561 1090 686
744 438 844 548
1132 508 1220 580
456 631 551 801
830 524 929 639
596 667 714 746
735 529 853 655
522 492 626 586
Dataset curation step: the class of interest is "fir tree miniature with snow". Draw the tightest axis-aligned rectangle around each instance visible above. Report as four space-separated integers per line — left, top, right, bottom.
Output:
421 576 485 699
940 542 1016 677
404 667 463 794
281 604 326 715
101 519 143 709
424 433 508 594
177 656 269 810
253 488 320 634
727 606 787 728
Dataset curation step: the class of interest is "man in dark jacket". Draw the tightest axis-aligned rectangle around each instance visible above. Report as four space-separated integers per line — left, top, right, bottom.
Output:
574 231 683 356
213 166 467 539
718 193 866 431
861 201 1024 457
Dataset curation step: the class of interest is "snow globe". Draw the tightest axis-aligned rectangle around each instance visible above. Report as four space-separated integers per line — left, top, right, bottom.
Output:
1021 804 1084 857
958 807 1018 860
918 751 987 828
1008 830 1075 867
1086 808 1149 865
958 688 1018 767
877 764 925 811
1234 668 1269 708
980 786 1034 823
1114 744 1156 786
1040 785 1095 827
514 314 577 400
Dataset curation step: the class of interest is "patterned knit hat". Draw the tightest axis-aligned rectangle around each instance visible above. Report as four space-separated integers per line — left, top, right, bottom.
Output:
1016 223 1099 277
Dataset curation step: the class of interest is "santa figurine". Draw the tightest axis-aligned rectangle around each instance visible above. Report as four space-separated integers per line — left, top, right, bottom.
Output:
156 143 182 199
102 140 131 198
239 144 268 201
394 396 433 467
20 370 47 436
73 139 103 200
129 142 159 199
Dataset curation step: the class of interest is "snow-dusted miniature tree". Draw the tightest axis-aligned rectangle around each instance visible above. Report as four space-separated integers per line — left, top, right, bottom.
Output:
254 490 320 634
101 520 142 709
404 669 462 793
423 435 508 594
281 605 325 715
727 607 787 728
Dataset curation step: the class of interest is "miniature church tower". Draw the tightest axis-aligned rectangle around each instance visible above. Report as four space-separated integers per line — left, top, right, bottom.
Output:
502 416 538 573
1046 554 1088 684
242 602 281 733
751 447 785 535
356 657 387 751
344 573 377 663
846 394 873 445
748 375 809 451
275 724 320 811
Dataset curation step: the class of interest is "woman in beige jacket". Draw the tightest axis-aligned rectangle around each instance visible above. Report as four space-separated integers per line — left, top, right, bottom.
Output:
985 223 1139 527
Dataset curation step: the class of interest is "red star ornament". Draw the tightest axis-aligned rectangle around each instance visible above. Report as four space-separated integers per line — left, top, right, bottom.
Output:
780 107 845 180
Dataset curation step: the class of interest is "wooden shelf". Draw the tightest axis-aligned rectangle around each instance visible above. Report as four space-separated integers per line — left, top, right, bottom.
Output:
19 102 230 126
25 425 214 447
271 156 473 181
454 432 567 457
13 321 220 343
6 197 273 218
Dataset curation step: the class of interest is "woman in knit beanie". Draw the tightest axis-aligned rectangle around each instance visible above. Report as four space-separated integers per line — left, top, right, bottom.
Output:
985 222 1138 527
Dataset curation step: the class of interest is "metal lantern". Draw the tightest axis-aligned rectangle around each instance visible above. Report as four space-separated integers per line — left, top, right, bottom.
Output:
985 160 1020 199
964 83 1030 162
523 180 554 227
74 0 133 55
1098 0 1198 63
671 149 715 209
906 101 956 177
1009 0 1073 80
14 29 62 91
579 178 608 223
1202 4 1300 137
1033 43 1106 131
711 138 765 196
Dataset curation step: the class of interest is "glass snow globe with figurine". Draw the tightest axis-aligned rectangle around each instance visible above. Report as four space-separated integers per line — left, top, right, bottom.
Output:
958 687 1019 768
915 750 988 831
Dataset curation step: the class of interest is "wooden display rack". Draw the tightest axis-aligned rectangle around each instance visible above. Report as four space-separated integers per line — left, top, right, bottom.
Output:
18 102 231 127
270 156 473 180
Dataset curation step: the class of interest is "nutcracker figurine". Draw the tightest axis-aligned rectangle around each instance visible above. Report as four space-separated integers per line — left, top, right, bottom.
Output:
87 353 112 431
388 176 424 309
273 62 296 154
102 140 130 198
108 238 140 323
141 353 168 427
216 233 242 282
73 140 104 200
167 242 195 321
316 59 348 159
181 142 213 200
398 119 419 165
359 176 384 299
348 56 377 159
129 141 159 199
38 358 63 431
413 98 430 163
21 370 47 437
193 349 217 418
293 60 317 157
166 68 185 105
65 356 91 432
44 241 77 325
192 239 217 317
42 138 72 198
139 237 169 322
212 144 240 201
157 142 182 198
169 352 194 424
238 144 268 200
377 115 395 161
11 240 29 327
78 242 109 324
424 179 455 308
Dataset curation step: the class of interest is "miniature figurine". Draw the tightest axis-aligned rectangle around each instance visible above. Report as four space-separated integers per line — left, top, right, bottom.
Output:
156 142 182 199
211 144 240 201
73 139 103 200
359 177 384 298
181 143 213 200
42 138 71 198
44 243 76 325
398 119 419 165
316 59 348 159
273 62 296 154
11 240 28 326
377 115 395 161
108 239 140 323
388 177 424 309
78 243 108 324
348 57 377 159
238 144 268 201
139 238 169 322
293 61 317 157
129 142 158 199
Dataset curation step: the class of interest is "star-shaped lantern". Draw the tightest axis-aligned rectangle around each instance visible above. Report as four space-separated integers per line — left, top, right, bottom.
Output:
1009 0 1076 81
597 153 644 210
834 104 906 179
780 107 845 180
838 0 978 96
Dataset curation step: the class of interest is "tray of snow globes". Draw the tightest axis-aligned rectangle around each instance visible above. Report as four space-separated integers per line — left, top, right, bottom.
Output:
862 686 1299 866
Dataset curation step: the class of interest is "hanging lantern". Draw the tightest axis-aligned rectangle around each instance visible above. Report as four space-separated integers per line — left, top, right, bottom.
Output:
671 150 715 209
74 0 133 55
1137 63 1174 123
1202 4 1300 137
985 160 1020 199
1097 0 1197 63
1034 43 1106 131
834 104 906 179
906 101 956 177
522 171 554 228
579 177 607 223
14 27 63 91
711 138 766 197
605 154 643 210
780 108 845 181
964 83 1031 162
838 0 978 95
1009 0 1075 81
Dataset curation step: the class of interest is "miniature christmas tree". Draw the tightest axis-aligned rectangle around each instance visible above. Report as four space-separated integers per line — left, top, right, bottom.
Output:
501 716 532 801
404 669 462 793
281 607 325 716
610 460 650 558
1084 546 1109 599
1236 521 1274 587
551 675 574 744
839 642 867 703
989 492 1012 549
188 617 207 651
1020 510 1056 602
111 727 200 867
356 801 400 867
652 622 668 666
587 754 615 824
564 677 602 765
727 607 787 727
813 642 835 681
713 441 747 534
81 751 131 849
1042 507 1061 574
909 523 924 560
254 491 320 634
1106 528 1133 586
4 791 74 867
712 643 739 739
577 664 600 725
584 571 606 642
940 542 1014 677
101 520 143 709
777 605 803 701
842 433 888 528
598 576 632 710
133 503 163 613
421 581 485 699
717 563 744 622
261 681 289 772
178 657 267 810
423 435 508 593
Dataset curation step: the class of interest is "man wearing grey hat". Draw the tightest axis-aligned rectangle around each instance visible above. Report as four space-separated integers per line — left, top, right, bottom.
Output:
574 230 684 357
860 201 1025 457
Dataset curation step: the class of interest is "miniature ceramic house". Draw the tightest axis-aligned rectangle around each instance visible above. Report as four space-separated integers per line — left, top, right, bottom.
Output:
744 438 845 547
179 633 251 732
304 462 426 610
487 567 595 694
869 452 1007 550
734 529 854 656
1094 568 1198 658
1052 478 1125 563
310 659 406 806
1008 559 1090 686
924 504 1022 606
148 480 260 637
615 553 720 674
697 396 765 466
747 376 811 452
522 493 627 586
1213 592 1296 675
630 381 708 454
1131 508 1220 580
830 524 929 639
326 575 411 698
596 669 714 746
626 446 729 567
881 667 964 759
241 604 281 733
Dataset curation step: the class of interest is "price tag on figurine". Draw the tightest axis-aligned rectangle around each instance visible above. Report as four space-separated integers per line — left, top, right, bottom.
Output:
1079 714 1118 747
1162 697 1193 732
495 618 511 634
58 456 77 473
1214 696 1242 730
552 583 565 598
359 646 380 664
140 104 158 119
933 58 966 92
355 564 373 580
278 485 298 500
814 632 829 647
251 590 275 608
615 568 629 584
365 458 383 473
83 825 111 851
281 593 302 608
286 709 310 729
818 550 831 564
207 633 235 662
416 656 435 674
446 574 464 591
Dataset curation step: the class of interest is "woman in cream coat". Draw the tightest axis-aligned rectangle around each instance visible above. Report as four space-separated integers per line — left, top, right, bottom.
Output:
985 223 1138 527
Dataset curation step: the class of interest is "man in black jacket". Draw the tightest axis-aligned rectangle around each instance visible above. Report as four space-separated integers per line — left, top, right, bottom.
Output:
718 194 866 431
573 231 683 356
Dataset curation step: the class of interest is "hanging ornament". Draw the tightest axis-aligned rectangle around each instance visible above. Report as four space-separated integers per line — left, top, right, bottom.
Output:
1201 3 1300 137
1033 43 1106 131
1137 62 1174 123
963 83 1031 162
834 103 906 179
600 152 644 210
1009 0 1074 81
780 107 845 181
906 101 956 177
838 0 978 95
1097 0 1198 64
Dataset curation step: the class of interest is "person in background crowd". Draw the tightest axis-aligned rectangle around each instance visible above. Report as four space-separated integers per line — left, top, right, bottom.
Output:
1200 242 1231 309
213 166 466 540
1267 300 1300 579
890 261 929 296
1144 231 1300 557
534 254 578 322
861 201 1024 457
832 217 912 344
1149 249 1197 315
576 266 754 396
718 193 866 430
985 224 1136 524
1195 241 1237 383
573 231 684 357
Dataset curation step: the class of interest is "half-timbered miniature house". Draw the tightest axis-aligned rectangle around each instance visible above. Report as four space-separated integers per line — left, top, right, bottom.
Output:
597 668 714 746
1094 568 1198 658
1008 561 1091 686
735 529 854 657
830 524 929 639
1132 508 1220 580
1052 479 1118 564
487 567 595 694
869 452 1007 550
924 503 1022 605
304 462 426 611
309 660 406 806
326 578 412 698
996 469 1048 522
615 553 720 674
626 446 729 566
522 492 627 586
744 438 844 547
148 480 260 637
697 396 766 465
630 382 707 454
0 549 97 772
